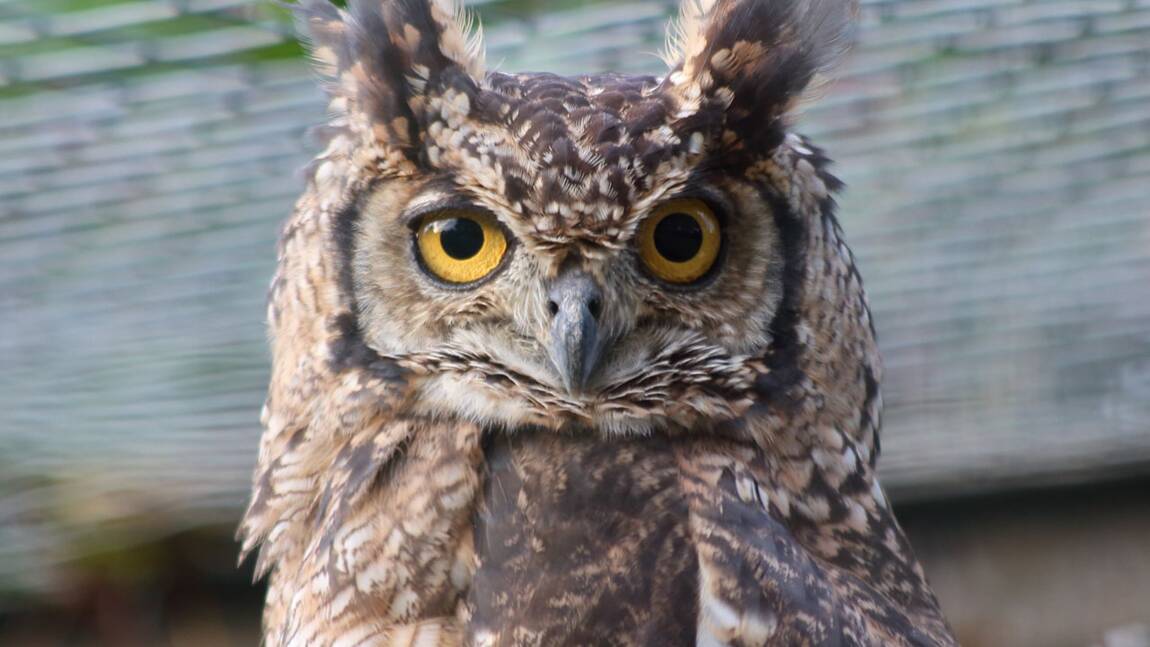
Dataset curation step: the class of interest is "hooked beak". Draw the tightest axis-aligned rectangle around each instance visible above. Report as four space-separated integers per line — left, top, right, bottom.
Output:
546 269 604 395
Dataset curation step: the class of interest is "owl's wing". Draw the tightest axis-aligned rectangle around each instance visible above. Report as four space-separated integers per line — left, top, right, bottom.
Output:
675 445 956 647
466 432 954 647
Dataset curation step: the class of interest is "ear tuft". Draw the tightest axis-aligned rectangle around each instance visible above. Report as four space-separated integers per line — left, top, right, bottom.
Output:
429 0 486 81
661 0 718 73
664 0 857 138
294 0 486 162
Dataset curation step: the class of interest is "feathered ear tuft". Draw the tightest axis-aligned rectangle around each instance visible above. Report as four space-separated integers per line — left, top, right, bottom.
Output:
663 0 856 146
295 0 486 163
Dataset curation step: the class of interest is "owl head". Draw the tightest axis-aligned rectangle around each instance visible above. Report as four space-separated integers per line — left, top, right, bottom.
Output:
278 0 860 436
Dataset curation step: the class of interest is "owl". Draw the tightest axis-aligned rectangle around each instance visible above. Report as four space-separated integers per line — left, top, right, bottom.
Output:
238 0 956 645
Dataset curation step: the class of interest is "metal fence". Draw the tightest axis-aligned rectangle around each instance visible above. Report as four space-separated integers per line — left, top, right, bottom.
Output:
2 0 1149 599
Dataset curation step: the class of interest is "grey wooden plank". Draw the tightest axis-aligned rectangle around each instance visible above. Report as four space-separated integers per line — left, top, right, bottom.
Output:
46 2 179 37
150 25 283 62
13 43 146 82
0 18 34 45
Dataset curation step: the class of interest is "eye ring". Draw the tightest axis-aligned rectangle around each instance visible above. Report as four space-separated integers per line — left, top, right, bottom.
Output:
637 198 722 284
414 209 510 286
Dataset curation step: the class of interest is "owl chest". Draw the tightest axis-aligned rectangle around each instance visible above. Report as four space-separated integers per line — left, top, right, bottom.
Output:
280 423 703 644
463 431 700 646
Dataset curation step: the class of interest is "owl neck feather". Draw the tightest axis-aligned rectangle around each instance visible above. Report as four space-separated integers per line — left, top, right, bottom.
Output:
741 143 884 505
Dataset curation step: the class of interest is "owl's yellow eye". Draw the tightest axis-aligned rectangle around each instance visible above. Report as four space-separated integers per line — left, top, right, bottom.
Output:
415 210 508 285
637 198 721 284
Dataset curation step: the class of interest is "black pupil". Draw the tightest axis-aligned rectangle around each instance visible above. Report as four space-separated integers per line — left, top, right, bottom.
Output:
653 213 703 263
439 218 485 260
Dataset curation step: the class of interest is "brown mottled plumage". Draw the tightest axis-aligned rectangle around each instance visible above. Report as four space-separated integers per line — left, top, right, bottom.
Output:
238 0 956 644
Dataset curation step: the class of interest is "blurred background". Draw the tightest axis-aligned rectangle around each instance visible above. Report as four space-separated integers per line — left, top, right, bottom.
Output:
1 0 1149 645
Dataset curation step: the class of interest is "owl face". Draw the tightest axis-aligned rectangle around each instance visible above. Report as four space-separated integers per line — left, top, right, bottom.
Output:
348 78 785 432
301 0 854 433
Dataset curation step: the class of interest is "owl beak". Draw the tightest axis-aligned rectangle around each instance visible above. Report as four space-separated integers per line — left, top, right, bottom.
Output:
547 271 604 395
